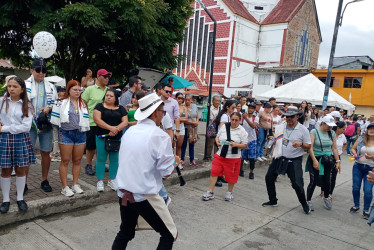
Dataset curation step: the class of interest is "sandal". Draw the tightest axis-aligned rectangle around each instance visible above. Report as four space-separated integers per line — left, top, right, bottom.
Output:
350 206 359 213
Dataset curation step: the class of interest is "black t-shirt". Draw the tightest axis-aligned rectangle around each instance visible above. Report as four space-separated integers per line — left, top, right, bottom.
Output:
94 103 127 140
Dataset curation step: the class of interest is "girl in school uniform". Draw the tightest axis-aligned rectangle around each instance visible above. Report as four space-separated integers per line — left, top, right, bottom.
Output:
0 76 35 213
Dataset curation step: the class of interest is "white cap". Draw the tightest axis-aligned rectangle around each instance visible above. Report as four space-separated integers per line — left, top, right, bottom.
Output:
330 111 341 118
321 114 336 127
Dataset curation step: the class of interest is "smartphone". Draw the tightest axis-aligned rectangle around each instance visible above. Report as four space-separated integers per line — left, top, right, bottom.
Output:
173 135 178 142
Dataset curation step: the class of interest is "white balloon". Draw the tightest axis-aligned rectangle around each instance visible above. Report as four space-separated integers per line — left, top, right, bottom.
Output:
33 31 57 59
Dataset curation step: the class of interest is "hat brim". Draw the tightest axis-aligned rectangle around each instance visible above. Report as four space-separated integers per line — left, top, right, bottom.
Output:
325 122 337 127
134 99 163 121
281 111 302 116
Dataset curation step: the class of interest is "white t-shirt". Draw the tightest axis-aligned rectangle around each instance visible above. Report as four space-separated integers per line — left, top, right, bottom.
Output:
161 113 173 130
303 111 311 128
242 116 257 142
220 113 230 124
272 115 282 128
336 133 347 155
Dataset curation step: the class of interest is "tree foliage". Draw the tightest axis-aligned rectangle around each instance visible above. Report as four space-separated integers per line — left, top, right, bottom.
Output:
0 0 193 81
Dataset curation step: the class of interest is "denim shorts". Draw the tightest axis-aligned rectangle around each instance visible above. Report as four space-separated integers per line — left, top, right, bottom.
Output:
58 128 86 145
29 128 53 152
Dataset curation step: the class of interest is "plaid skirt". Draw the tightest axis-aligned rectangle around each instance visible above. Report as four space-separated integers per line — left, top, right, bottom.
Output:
0 133 36 168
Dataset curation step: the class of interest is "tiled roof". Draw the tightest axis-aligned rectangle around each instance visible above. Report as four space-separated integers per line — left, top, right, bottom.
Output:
262 0 305 25
0 59 16 69
221 0 259 24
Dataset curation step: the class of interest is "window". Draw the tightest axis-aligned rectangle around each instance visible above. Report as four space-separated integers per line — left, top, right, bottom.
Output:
292 30 312 66
258 74 271 85
344 77 362 88
319 77 335 88
254 6 264 10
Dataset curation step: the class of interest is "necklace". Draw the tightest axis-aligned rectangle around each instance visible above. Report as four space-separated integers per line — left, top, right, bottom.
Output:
285 125 296 138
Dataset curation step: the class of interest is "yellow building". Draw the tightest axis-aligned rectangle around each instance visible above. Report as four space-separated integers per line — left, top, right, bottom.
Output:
312 69 374 117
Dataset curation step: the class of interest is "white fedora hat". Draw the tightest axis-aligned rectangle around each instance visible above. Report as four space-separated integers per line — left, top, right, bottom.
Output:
134 93 163 121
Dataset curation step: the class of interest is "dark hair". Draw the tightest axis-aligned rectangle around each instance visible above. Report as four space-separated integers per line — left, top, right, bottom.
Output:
353 116 358 121
128 75 141 88
147 103 164 119
230 112 242 120
168 77 174 82
1 76 34 117
333 121 346 132
269 97 276 102
132 90 145 101
154 83 162 91
175 92 183 99
103 88 120 106
61 80 87 109
162 84 171 89
214 100 235 125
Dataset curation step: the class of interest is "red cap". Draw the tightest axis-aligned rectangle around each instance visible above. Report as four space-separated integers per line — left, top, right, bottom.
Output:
97 69 111 78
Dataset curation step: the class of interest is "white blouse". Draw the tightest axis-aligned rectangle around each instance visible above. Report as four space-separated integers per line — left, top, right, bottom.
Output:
0 97 33 134
216 124 248 158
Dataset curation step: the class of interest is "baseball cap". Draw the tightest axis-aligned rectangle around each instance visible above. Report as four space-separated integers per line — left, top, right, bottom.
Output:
32 59 46 69
321 115 336 127
367 123 374 130
97 69 112 78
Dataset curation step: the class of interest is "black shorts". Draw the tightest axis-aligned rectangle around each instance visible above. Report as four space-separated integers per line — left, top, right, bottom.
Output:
86 126 97 150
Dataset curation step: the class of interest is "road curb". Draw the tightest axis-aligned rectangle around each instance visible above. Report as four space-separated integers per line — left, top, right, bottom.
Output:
0 159 271 227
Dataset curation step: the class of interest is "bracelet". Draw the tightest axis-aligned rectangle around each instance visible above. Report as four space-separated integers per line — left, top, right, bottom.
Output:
336 160 341 163
173 161 177 166
176 130 180 132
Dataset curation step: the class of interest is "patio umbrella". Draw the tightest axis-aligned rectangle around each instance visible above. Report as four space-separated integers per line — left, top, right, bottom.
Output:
161 75 193 89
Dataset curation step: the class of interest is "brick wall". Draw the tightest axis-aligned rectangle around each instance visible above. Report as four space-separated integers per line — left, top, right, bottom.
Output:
283 0 321 68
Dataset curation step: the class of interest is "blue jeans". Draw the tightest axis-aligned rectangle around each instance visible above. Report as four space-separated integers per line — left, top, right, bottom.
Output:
256 128 266 158
346 136 353 154
181 128 194 162
352 162 374 212
158 184 168 200
29 127 53 152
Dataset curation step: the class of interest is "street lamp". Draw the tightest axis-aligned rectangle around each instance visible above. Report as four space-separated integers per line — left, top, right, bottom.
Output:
322 0 364 110
195 0 217 160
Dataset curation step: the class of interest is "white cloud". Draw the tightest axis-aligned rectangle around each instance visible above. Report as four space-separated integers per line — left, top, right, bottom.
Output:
316 0 374 65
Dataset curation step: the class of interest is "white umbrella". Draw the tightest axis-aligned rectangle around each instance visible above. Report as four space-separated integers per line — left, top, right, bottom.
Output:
255 74 355 110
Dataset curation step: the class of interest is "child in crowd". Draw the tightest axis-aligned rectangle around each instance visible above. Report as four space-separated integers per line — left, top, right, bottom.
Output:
51 86 66 162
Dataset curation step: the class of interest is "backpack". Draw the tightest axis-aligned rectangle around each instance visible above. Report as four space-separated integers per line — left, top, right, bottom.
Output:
345 122 357 137
207 121 218 138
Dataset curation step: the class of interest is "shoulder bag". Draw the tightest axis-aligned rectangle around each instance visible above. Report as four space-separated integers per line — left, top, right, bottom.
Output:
315 129 335 168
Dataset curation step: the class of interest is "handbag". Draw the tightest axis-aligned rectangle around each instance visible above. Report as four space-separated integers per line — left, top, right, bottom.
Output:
105 138 121 152
187 127 197 144
315 129 335 168
186 106 198 144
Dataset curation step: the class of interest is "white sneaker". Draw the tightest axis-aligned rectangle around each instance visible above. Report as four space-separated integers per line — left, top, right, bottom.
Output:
244 160 249 164
61 186 74 197
225 192 233 201
261 156 268 161
165 196 172 207
256 157 264 162
71 184 84 194
97 181 104 192
107 180 116 191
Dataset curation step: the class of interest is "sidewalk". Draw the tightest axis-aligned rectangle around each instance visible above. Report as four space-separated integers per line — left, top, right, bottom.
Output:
0 122 272 227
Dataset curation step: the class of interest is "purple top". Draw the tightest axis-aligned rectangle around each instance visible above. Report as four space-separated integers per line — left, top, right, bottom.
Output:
163 97 180 125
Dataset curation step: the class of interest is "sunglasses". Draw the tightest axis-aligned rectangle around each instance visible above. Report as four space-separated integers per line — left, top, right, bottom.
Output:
34 67 47 74
165 90 172 94
101 75 110 79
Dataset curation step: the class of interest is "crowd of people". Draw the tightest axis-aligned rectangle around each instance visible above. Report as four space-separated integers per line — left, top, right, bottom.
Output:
1 61 374 248
202 94 374 222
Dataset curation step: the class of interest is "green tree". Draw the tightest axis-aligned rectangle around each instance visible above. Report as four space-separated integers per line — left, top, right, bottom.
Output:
0 0 193 81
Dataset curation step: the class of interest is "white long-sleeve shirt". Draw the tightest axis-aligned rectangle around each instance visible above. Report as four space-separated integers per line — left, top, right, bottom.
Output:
116 118 174 202
0 97 33 134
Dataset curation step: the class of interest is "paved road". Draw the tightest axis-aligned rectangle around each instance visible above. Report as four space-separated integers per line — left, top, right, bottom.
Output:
0 155 373 249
